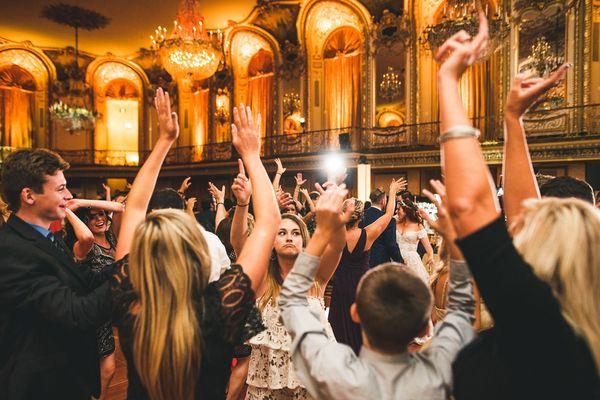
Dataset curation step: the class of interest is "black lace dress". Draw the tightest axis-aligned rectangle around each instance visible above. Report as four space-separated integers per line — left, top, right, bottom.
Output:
111 257 265 400
81 235 117 357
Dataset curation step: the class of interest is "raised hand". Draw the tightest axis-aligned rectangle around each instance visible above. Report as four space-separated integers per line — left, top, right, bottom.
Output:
208 182 226 204
231 159 252 205
435 11 489 81
390 177 407 194
315 183 351 236
299 188 310 199
179 177 192 194
275 158 286 175
419 179 457 242
276 189 294 212
505 64 569 119
231 103 261 159
155 87 179 141
295 172 307 187
185 197 197 212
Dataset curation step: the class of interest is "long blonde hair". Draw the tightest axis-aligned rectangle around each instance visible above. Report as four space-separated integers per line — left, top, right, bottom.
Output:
513 197 600 371
129 209 212 400
258 213 318 311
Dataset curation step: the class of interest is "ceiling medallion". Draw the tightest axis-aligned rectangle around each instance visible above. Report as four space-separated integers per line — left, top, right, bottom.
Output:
151 0 223 81
419 0 509 60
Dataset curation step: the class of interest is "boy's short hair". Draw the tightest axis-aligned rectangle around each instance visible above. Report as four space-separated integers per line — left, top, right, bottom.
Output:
356 263 432 353
539 176 594 204
148 188 185 212
1 149 69 212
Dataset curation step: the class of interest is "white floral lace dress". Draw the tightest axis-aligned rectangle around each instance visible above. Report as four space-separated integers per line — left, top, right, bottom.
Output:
245 297 336 400
396 228 430 285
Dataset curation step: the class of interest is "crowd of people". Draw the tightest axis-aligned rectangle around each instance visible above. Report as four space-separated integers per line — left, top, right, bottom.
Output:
0 12 599 400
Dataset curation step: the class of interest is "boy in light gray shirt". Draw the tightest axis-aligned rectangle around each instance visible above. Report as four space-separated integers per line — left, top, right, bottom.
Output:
278 196 475 399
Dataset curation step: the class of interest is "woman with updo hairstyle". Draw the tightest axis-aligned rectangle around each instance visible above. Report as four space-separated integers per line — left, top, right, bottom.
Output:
328 179 404 354
395 196 435 283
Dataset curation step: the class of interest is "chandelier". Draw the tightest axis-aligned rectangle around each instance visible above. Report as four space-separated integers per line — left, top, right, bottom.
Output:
419 0 509 60
530 37 564 77
151 0 223 81
49 101 96 132
378 67 402 101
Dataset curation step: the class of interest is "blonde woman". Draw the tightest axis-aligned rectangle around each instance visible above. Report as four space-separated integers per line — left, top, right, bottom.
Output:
435 14 600 400
242 212 346 400
111 96 280 400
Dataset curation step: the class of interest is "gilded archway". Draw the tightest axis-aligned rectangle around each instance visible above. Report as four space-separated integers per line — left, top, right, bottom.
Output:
298 0 373 132
229 26 280 138
87 59 147 165
0 43 56 148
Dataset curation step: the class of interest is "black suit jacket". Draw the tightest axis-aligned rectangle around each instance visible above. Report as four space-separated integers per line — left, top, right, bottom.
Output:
361 206 403 268
0 215 113 400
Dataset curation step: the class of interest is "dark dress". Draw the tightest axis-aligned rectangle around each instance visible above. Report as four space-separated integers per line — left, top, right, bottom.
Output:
111 257 265 400
80 235 117 357
453 217 600 400
328 229 370 354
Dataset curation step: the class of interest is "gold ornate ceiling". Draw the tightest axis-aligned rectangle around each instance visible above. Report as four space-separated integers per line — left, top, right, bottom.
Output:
0 0 257 56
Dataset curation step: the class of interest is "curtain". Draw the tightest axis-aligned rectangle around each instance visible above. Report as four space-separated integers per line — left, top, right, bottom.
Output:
192 88 209 148
0 87 32 148
247 49 274 138
247 73 273 138
323 28 362 134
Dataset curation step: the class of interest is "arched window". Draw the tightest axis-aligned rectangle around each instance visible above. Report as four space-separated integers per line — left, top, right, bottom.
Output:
0 65 35 147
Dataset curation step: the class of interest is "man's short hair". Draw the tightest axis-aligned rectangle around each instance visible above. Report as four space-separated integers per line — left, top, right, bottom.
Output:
539 176 594 204
356 263 432 353
148 188 185 212
1 149 69 212
369 188 386 204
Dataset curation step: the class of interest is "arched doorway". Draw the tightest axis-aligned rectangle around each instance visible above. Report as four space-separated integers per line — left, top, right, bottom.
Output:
90 61 144 165
323 27 362 131
300 0 371 133
0 46 55 148
231 30 276 138
0 65 35 147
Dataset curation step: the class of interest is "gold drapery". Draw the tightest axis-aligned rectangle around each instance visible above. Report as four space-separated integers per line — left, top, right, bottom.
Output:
0 87 33 148
323 27 362 133
247 49 274 138
192 88 209 148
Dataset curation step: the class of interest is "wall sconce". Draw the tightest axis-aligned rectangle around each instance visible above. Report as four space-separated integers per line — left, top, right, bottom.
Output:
214 89 230 125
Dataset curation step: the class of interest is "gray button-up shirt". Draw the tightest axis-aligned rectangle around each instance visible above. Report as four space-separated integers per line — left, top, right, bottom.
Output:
278 252 475 400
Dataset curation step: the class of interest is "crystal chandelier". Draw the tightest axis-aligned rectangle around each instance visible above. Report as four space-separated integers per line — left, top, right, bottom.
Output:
530 37 564 76
419 0 509 60
378 67 402 101
151 0 223 81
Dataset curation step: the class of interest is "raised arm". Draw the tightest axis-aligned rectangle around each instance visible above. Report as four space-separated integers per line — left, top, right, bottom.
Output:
293 173 307 205
230 159 252 256
64 208 94 261
102 183 111 202
364 178 404 247
502 65 568 226
67 199 125 214
178 176 191 198
208 182 227 230
115 88 179 260
231 104 281 292
185 197 197 218
435 12 499 238
272 158 286 189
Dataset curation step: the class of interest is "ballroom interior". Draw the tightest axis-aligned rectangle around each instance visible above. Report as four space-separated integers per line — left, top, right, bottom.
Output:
1 0 599 202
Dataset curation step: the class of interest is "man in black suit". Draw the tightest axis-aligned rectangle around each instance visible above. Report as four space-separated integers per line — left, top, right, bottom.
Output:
0 149 113 399
361 188 404 268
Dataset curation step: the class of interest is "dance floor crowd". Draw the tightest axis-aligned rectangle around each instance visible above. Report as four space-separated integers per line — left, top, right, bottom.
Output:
1 14 599 400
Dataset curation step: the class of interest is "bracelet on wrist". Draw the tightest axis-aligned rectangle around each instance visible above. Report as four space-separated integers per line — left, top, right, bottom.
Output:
237 202 249 207
276 172 282 176
438 125 480 143
216 202 224 207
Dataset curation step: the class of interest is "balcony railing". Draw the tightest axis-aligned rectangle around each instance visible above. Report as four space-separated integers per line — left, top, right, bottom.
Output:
1 104 598 167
